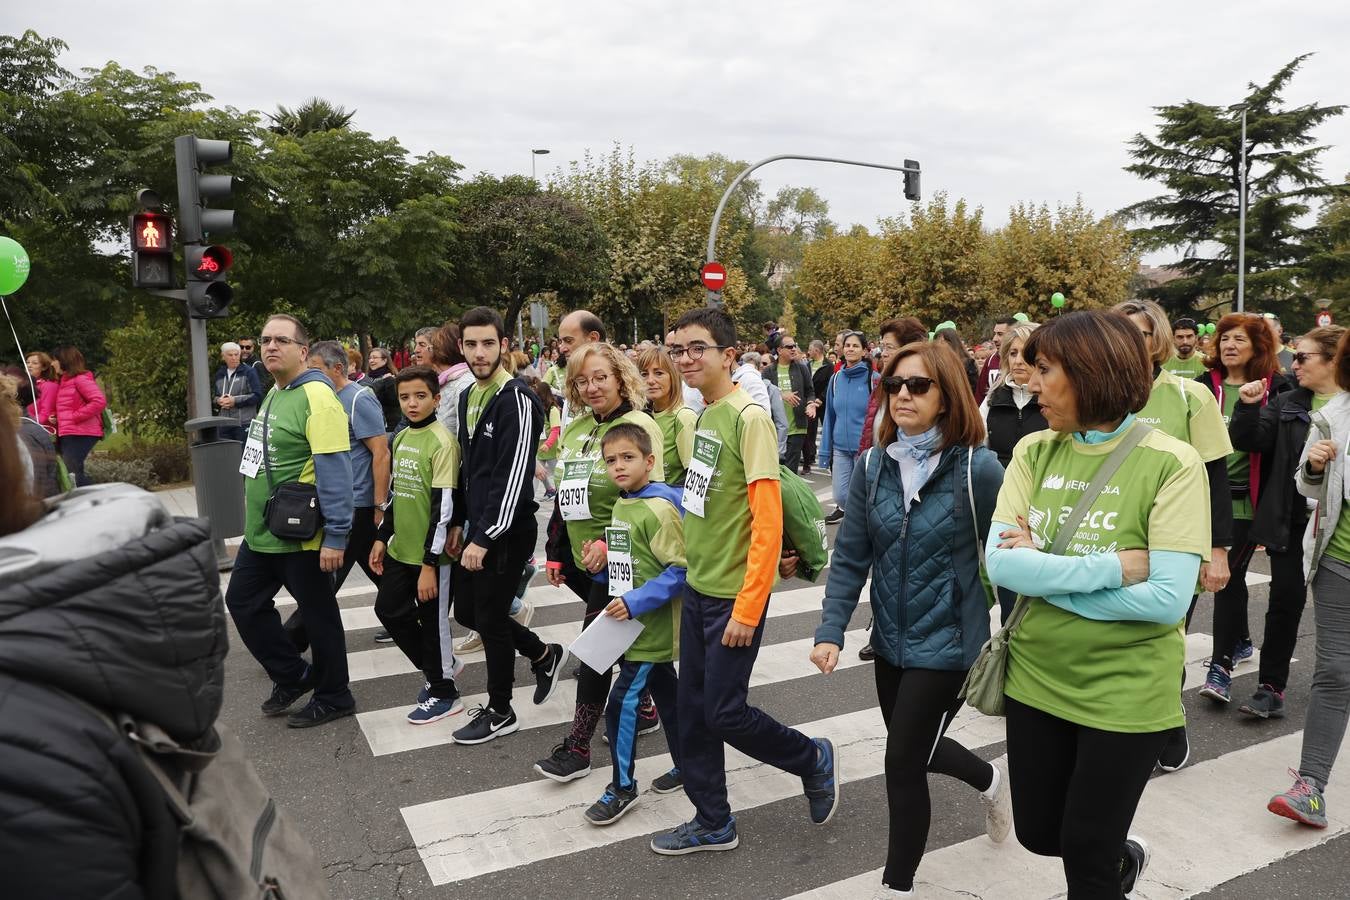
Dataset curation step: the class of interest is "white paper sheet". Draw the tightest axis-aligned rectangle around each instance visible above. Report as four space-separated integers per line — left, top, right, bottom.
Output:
567 613 644 673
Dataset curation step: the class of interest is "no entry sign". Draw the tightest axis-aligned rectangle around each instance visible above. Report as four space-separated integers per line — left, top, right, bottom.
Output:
700 262 728 291
1317 311 1333 327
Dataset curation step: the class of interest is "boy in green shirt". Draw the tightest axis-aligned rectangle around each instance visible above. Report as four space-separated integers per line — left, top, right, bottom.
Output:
648 307 838 856
583 423 687 826
370 366 465 724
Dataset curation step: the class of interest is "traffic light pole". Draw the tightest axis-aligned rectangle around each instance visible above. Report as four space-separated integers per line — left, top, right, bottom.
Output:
702 154 921 306
148 287 211 421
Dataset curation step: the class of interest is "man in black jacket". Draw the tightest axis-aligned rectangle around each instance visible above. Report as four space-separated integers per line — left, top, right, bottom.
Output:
805 340 831 474
772 335 815 471
448 306 567 745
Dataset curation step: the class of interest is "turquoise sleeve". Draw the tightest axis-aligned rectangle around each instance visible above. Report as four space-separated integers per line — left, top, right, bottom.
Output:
1042 550 1201 624
984 521 1124 595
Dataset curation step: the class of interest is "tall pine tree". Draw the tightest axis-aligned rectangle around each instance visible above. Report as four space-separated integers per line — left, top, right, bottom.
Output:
1121 54 1350 324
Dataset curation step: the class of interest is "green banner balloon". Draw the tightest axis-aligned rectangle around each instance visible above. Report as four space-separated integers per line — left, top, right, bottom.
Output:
1012 312 1030 323
0 236 30 295
1050 292 1066 308
934 320 957 333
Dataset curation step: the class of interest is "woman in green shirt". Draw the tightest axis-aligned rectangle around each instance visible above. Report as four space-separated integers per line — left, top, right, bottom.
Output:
985 310 1210 897
637 346 696 485
539 342 665 783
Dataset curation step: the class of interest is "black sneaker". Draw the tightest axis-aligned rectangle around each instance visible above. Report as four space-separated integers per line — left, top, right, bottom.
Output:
651 767 683 794
532 644 568 705
858 643 876 662
286 698 356 729
1120 834 1150 898
452 705 519 745
584 783 640 826
1239 684 1286 719
260 672 314 716
373 629 394 644
534 737 591 782
824 507 846 525
1157 725 1189 773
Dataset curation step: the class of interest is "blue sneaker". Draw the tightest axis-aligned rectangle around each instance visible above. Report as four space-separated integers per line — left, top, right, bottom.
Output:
649 817 739 855
407 695 464 725
802 737 840 825
1199 663 1232 704
417 681 432 703
1233 639 1255 666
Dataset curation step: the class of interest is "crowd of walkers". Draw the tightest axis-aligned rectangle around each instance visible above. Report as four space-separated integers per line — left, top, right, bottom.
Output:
4 298 1348 899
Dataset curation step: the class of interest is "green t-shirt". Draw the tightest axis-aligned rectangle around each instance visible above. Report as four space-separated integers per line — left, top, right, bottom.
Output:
652 405 697 484
683 387 781 599
387 421 460 567
464 367 511 438
1136 370 1232 463
994 423 1211 732
1219 383 1253 520
537 406 562 461
611 493 686 662
243 381 352 553
556 408 665 569
1313 393 1335 413
776 364 805 436
1162 354 1207 380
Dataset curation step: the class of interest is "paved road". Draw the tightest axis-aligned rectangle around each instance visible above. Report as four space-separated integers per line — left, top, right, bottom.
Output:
207 471 1350 898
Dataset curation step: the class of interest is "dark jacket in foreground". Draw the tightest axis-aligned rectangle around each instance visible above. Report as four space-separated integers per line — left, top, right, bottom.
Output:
451 373 544 548
1229 385 1315 553
0 485 228 900
983 381 1048 467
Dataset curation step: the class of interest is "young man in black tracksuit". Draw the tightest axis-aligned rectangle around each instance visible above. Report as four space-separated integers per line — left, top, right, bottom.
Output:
449 306 568 745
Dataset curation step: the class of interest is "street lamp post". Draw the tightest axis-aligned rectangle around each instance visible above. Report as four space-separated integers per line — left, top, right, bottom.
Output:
531 148 550 181
1236 108 1248 312
703 154 921 306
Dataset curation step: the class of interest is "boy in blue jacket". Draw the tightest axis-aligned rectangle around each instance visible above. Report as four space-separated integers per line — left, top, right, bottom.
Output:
583 423 686 826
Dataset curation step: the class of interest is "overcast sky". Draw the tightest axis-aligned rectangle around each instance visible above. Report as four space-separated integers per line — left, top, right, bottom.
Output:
14 2 1350 264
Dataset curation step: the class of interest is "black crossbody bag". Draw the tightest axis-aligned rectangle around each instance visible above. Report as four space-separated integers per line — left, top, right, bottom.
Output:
259 400 324 541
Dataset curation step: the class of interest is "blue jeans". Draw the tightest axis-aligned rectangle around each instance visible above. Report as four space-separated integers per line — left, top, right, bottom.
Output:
832 449 858 510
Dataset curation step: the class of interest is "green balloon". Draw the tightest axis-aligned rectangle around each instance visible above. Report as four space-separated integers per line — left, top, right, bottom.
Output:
0 236 30 295
1050 292 1066 308
1012 312 1030 323
935 320 957 333
1206 322 1217 335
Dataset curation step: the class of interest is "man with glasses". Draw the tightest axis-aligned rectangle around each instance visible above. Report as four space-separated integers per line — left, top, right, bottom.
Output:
224 314 357 728
774 335 815 472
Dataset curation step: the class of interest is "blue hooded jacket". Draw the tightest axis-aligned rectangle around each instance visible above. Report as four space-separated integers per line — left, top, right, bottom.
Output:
819 362 878 458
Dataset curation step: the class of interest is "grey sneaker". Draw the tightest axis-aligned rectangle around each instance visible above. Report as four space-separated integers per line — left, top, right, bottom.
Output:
455 631 484 653
584 783 640 826
1268 769 1328 828
651 767 683 794
983 757 1012 843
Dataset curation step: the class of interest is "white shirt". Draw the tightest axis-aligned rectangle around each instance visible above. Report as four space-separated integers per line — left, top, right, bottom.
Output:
731 363 771 411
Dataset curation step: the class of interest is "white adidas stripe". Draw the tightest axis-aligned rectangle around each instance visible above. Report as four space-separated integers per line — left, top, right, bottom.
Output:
358 628 871 757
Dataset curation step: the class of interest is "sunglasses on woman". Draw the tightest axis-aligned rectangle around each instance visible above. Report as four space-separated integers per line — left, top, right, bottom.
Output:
881 375 936 396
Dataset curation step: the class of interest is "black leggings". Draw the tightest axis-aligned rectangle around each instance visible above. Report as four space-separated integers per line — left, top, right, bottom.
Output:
1005 696 1167 898
576 576 613 707
1212 517 1307 689
874 659 993 891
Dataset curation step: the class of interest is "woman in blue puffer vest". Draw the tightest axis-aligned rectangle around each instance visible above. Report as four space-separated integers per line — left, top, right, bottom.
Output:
809 340 1007 898
819 331 878 523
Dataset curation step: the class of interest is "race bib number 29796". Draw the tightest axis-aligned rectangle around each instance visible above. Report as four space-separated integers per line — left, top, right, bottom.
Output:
682 433 722 518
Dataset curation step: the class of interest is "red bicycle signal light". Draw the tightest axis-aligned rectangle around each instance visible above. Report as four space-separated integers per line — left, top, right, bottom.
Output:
186 244 233 281
132 212 173 252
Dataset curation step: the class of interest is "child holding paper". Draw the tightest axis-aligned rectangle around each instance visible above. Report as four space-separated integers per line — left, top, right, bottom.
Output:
583 422 687 825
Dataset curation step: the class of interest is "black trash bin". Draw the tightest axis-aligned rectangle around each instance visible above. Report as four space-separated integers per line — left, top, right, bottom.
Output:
185 416 245 542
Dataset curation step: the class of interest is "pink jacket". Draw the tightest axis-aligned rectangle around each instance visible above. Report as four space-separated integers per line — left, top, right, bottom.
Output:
26 378 58 429
55 371 107 438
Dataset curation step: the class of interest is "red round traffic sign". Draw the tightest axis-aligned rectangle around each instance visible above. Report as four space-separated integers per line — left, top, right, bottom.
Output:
1317 311 1333 327
700 262 728 291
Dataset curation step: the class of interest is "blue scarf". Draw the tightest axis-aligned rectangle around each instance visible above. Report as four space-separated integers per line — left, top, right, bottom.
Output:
887 425 943 507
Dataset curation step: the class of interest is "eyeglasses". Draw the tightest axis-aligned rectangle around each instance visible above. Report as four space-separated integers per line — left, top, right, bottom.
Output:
1294 352 1327 365
572 372 612 391
260 335 305 347
881 375 937 396
666 343 726 361
780 343 797 350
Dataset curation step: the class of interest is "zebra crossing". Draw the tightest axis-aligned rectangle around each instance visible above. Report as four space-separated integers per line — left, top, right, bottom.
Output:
216 553 1345 899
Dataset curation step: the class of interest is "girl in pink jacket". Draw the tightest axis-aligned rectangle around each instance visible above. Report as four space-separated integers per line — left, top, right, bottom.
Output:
53 346 106 485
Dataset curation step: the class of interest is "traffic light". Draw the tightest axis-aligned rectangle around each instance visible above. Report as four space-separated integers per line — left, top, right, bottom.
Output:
185 244 234 318
130 189 174 289
903 159 921 202
174 136 236 317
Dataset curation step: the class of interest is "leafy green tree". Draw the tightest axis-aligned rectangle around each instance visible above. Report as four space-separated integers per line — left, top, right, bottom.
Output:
1122 54 1350 320
876 193 988 334
268 97 356 136
793 226 886 336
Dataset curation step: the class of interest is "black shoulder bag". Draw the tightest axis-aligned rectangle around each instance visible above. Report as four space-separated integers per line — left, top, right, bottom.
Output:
260 400 325 541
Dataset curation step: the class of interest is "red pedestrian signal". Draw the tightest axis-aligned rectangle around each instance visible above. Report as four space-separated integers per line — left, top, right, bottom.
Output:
130 211 175 289
132 212 173 252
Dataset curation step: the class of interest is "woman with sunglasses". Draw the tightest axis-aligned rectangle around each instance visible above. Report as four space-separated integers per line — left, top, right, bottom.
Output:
811 341 1009 897
985 310 1211 896
1209 326 1345 722
1115 299 1235 772
819 331 879 525
540 342 666 783
1195 314 1293 706
637 346 697 485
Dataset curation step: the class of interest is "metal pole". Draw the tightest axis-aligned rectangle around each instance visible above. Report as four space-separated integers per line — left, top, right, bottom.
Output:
703 154 920 306
532 153 537 181
1237 109 1247 313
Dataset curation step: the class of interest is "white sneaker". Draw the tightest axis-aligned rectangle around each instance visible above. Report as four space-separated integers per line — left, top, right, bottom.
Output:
455 631 484 653
983 756 1013 843
511 601 534 628
872 886 914 898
